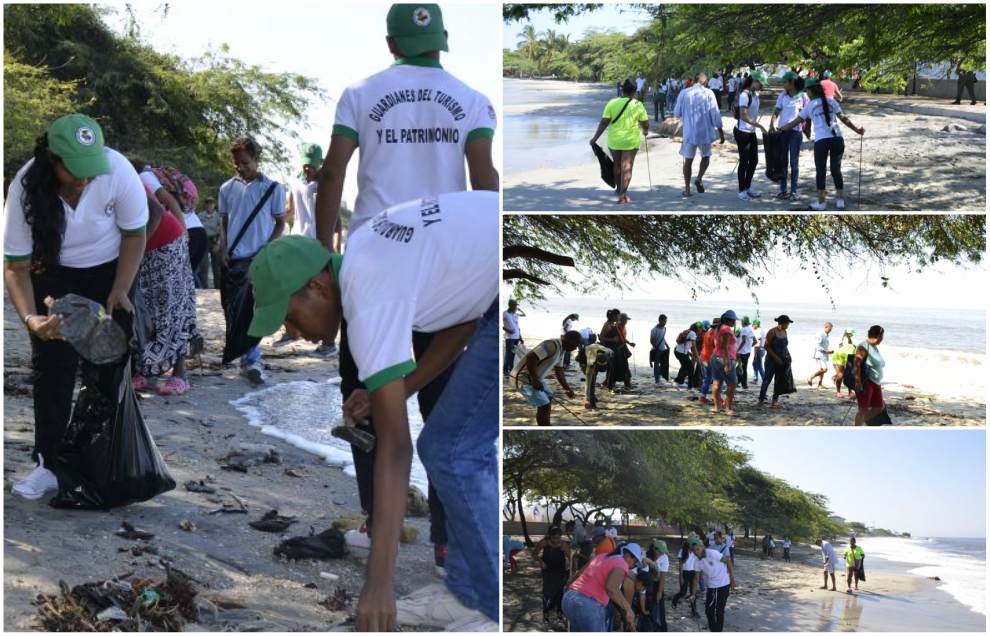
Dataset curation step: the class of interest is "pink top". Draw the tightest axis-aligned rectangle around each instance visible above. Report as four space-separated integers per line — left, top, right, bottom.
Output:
713 324 737 359
569 554 629 606
820 78 840 99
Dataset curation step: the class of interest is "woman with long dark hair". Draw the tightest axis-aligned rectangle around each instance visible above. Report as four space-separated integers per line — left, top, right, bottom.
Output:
670 540 700 617
733 71 768 201
4 114 147 500
779 78 865 210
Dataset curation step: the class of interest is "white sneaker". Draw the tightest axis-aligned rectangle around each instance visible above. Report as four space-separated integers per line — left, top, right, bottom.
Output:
12 455 58 501
809 200 827 211
677 383 688 389
396 583 480 628
240 362 267 386
747 188 762 198
835 198 846 210
737 191 751 201
445 612 499 632
271 333 297 349
314 343 337 356
344 528 371 550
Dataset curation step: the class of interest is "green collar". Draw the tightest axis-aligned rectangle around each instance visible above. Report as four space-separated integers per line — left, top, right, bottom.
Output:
329 253 343 281
393 55 443 69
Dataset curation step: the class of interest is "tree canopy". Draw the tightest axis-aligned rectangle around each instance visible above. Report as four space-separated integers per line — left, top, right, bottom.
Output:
503 4 986 92
3 4 323 197
504 430 849 545
503 214 986 304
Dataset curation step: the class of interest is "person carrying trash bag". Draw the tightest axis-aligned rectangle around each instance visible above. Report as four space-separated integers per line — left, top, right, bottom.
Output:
591 78 650 204
3 114 148 502
778 78 865 210
769 71 809 202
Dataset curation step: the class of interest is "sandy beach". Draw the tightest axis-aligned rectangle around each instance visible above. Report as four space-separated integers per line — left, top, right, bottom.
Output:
503 79 987 212
502 335 984 427
3 291 439 631
502 536 985 632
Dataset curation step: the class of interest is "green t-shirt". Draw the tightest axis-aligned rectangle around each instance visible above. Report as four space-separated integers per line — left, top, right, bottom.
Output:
603 97 649 151
857 340 885 384
831 343 857 367
844 545 864 568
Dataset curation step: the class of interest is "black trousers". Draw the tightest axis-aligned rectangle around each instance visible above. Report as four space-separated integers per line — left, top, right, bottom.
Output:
340 325 450 545
29 260 133 463
956 81 977 103
187 227 208 288
737 352 751 389
671 571 697 615
813 137 845 191
584 367 599 408
734 128 759 192
542 570 567 619
674 351 694 385
705 584 730 632
713 89 723 110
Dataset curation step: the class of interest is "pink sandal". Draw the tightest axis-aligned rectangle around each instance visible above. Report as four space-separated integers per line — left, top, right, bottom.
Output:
132 375 153 392
158 376 189 396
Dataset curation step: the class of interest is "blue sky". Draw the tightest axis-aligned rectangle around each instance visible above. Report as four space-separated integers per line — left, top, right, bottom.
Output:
503 3 648 49
105 2 500 208
729 430 986 538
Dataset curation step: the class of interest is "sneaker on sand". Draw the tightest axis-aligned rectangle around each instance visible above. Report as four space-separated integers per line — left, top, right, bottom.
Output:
808 200 827 211
12 455 58 501
240 362 267 386
271 333 297 349
737 191 751 201
835 198 846 210
746 188 762 198
396 583 483 629
314 343 338 356
344 527 371 550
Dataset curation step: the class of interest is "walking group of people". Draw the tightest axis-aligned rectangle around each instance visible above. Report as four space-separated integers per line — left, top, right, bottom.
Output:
6 4 500 631
503 304 888 425
594 68 865 209
521 523 737 632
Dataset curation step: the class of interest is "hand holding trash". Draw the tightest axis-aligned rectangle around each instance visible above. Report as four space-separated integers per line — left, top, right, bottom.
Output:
332 393 376 453
27 312 63 342
45 294 128 364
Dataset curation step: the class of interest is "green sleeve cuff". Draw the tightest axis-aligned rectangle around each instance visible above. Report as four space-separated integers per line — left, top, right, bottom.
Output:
466 127 495 143
119 224 147 236
365 359 416 393
4 254 31 262
332 124 359 145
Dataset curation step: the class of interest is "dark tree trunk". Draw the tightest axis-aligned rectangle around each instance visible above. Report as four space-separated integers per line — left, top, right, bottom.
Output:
514 476 533 546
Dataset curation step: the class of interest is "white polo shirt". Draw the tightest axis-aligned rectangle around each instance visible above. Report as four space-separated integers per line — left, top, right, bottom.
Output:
694 548 731 588
736 91 761 133
332 59 497 232
5 148 148 268
339 190 498 391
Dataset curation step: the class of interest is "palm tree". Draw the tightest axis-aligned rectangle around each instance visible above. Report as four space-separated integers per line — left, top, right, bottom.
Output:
517 24 541 65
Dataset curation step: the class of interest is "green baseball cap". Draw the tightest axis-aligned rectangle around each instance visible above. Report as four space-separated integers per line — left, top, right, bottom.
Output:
387 4 448 58
804 77 821 89
47 114 111 179
750 70 768 85
247 236 338 338
782 70 800 83
687 537 703 548
300 142 323 168
653 539 669 554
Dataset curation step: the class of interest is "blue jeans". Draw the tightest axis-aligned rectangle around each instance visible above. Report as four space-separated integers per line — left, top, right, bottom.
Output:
700 361 713 396
503 338 519 374
710 355 737 384
759 356 778 403
779 129 802 194
562 590 609 632
752 348 765 384
417 299 498 622
240 344 261 368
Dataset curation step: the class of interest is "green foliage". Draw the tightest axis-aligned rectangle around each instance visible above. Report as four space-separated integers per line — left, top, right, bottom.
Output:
503 215 986 304
503 4 985 88
505 430 845 541
3 4 324 197
3 51 82 178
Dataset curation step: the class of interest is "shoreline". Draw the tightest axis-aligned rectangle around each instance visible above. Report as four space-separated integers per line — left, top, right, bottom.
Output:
502 330 984 426
503 79 987 212
3 291 439 631
502 536 985 631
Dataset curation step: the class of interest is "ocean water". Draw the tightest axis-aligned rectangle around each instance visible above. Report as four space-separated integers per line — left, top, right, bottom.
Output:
855 536 986 615
230 378 428 494
516 297 986 400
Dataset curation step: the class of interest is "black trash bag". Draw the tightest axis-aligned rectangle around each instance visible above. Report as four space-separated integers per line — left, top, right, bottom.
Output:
49 359 176 509
130 279 156 355
591 142 616 189
774 362 797 396
866 406 892 426
273 528 348 560
220 259 261 365
49 294 128 365
762 131 785 183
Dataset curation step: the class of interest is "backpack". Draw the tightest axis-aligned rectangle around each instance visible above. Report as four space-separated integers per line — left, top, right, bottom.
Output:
843 355 871 391
676 329 690 345
150 166 195 202
731 90 752 120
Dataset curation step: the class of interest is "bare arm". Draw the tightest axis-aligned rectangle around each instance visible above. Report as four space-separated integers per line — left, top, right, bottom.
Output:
590 118 611 144
4 261 60 340
355 380 412 632
779 115 803 132
403 321 476 398
838 112 864 135
107 233 146 314
724 556 736 588
465 137 499 191
739 104 766 132
853 346 868 390
315 136 357 249
554 366 574 397
525 352 542 390
156 188 185 230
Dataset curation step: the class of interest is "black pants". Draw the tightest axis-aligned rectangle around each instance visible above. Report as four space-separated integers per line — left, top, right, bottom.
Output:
813 137 845 191
705 585 730 632
674 351 694 385
585 367 599 408
672 571 697 615
955 81 977 103
734 128 759 192
542 570 567 619
713 89 723 110
653 588 668 631
207 237 223 289
29 260 133 463
737 352 750 389
652 347 670 381
187 227 208 289
340 325 449 545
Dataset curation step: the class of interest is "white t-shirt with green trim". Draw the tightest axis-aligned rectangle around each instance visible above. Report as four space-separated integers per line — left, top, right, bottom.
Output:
340 190 498 391
509 338 564 387
4 147 149 267
332 59 497 232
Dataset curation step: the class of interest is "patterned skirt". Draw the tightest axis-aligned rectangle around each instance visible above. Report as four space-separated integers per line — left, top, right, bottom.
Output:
134 235 199 377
